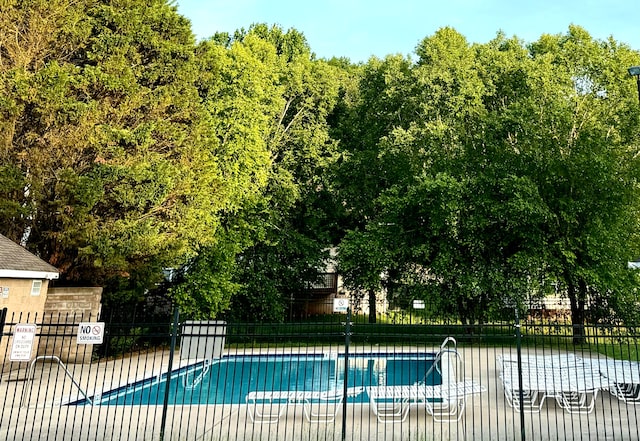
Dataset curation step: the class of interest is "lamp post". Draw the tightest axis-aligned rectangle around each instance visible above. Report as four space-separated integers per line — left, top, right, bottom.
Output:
629 66 640 102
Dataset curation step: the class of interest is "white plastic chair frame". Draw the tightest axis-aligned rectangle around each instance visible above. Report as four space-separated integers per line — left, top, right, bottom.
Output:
497 354 609 414
367 337 486 423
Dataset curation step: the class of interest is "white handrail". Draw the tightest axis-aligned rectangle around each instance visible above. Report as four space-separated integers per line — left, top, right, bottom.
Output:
182 359 214 389
440 336 457 352
417 336 462 386
20 355 92 407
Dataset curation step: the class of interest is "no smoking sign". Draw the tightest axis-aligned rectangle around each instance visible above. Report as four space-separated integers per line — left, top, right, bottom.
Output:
333 298 349 313
77 322 105 344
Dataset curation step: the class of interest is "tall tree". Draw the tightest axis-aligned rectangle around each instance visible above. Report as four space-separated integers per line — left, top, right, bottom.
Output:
334 27 640 332
228 25 344 322
510 28 640 338
170 25 343 321
0 0 258 304
167 28 281 319
332 54 416 322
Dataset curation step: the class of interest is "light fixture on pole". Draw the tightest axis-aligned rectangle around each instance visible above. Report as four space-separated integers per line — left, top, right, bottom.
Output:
629 66 640 102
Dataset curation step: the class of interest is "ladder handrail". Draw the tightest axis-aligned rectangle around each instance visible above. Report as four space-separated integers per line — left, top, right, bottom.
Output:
20 355 93 407
440 336 457 352
417 336 462 386
182 359 215 390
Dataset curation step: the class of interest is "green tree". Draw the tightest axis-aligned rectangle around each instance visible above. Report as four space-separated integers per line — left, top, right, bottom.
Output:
228 25 344 321
382 29 552 323
334 27 640 333
331 54 416 322
0 0 256 305
509 28 640 338
338 227 392 319
168 29 281 318
169 25 343 321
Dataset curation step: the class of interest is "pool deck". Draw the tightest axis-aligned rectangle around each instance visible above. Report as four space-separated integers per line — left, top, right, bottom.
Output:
1 346 639 440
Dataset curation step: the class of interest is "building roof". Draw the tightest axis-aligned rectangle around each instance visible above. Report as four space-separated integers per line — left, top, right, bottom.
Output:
0 234 59 280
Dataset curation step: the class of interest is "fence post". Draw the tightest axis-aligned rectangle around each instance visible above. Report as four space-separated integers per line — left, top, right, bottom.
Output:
341 307 352 441
514 307 526 441
0 308 7 346
160 307 180 441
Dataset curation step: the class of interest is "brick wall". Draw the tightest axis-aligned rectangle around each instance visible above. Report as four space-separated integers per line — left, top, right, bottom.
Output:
38 287 103 363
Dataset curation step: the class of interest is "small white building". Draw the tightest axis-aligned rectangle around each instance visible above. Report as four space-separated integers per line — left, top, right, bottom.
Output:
0 233 59 316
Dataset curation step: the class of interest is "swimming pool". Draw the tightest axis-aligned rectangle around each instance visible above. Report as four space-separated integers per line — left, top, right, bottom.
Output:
85 353 439 405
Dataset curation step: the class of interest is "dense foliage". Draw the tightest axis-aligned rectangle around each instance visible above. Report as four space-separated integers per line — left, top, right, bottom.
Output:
335 28 640 333
1 1 640 332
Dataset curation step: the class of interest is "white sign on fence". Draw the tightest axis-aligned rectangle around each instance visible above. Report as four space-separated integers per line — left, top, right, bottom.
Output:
77 322 105 344
10 324 37 361
412 299 426 309
333 298 349 313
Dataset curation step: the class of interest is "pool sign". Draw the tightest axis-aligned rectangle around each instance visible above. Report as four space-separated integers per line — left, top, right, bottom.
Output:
10 324 37 361
333 298 349 313
412 299 426 309
77 322 105 344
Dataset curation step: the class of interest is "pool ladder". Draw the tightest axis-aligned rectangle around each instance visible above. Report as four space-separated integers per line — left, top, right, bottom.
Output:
416 336 462 386
182 359 215 390
20 355 92 407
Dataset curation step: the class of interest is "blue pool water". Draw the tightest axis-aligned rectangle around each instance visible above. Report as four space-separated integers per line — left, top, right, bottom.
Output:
87 353 439 405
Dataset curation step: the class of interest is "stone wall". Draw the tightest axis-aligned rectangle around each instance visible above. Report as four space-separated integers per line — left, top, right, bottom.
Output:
38 287 103 363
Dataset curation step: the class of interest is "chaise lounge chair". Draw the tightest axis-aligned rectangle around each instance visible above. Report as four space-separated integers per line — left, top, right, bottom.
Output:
366 337 486 423
245 387 364 423
593 359 640 404
366 379 486 423
497 353 611 414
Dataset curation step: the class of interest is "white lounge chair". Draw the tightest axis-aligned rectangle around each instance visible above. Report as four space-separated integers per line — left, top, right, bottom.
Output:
497 353 577 412
367 337 486 423
245 387 364 423
595 359 640 403
498 353 580 368
497 353 610 414
366 379 485 423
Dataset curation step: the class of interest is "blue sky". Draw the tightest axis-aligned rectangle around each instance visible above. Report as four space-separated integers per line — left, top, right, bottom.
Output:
175 0 638 62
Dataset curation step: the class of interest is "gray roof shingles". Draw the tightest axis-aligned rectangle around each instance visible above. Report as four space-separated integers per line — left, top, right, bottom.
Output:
0 234 59 274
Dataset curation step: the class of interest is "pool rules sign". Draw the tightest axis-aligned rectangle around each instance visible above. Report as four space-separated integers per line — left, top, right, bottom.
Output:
10 324 37 361
77 322 105 345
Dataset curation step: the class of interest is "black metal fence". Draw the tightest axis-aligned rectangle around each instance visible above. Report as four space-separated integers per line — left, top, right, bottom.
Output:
1 307 640 440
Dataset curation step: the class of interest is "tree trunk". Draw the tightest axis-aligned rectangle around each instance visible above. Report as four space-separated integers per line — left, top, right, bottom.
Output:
368 288 377 323
567 277 586 345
